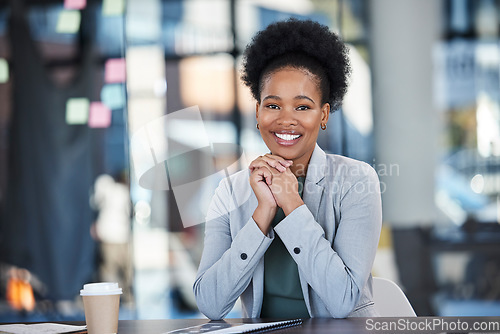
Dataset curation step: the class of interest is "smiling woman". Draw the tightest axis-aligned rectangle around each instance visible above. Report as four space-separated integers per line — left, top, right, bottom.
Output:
193 19 382 320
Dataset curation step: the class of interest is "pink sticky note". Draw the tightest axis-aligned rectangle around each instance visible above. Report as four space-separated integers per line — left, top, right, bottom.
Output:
64 0 86 10
88 102 112 128
105 58 126 83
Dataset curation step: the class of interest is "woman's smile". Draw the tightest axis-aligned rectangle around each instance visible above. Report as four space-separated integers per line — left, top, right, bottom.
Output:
273 131 302 146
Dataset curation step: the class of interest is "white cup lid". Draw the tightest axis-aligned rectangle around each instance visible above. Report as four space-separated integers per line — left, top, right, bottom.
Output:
80 282 122 296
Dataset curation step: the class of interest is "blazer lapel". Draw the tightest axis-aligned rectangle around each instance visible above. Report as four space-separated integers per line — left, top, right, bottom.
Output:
302 144 326 222
299 144 327 316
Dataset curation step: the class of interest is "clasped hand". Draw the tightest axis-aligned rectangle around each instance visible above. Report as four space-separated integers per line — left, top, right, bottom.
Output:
249 154 304 233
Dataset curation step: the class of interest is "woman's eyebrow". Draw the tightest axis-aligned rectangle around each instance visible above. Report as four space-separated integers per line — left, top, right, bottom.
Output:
262 95 315 103
262 95 281 101
295 95 315 103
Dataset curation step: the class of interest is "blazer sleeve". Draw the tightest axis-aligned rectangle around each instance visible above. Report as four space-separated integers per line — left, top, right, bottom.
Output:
273 164 382 318
193 177 273 320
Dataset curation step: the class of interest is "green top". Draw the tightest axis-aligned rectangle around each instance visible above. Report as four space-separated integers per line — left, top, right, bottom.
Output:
260 176 310 319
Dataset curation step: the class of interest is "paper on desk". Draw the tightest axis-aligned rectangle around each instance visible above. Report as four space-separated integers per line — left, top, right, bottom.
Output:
0 323 86 334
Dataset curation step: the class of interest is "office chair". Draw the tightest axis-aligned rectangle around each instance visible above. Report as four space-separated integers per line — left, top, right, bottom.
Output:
373 277 417 317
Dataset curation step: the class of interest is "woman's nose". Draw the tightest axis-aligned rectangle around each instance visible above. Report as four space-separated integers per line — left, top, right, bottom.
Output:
277 108 298 126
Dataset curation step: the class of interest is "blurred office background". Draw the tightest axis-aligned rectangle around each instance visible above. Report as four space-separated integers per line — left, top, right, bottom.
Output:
0 0 499 322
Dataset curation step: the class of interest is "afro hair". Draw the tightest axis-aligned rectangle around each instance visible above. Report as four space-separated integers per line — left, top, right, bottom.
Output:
241 18 351 112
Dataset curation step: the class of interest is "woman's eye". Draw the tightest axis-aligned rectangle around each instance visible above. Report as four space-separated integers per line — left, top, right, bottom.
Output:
296 105 310 111
266 104 280 110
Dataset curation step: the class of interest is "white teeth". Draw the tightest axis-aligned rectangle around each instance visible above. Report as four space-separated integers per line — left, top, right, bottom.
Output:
275 133 301 141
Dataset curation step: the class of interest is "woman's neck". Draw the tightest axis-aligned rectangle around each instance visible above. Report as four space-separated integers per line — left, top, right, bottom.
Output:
290 162 307 177
290 151 313 177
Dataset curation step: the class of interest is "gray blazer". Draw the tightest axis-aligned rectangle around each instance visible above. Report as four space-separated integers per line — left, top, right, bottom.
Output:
193 144 382 320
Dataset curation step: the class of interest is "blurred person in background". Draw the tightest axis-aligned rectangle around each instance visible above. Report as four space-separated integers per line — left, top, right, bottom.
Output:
194 19 382 320
92 173 133 305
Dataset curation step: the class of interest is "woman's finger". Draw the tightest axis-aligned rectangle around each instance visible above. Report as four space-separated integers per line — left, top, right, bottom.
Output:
249 155 292 173
263 154 293 169
249 157 283 173
251 165 274 185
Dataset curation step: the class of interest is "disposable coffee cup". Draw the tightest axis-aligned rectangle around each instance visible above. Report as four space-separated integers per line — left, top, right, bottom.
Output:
80 282 122 334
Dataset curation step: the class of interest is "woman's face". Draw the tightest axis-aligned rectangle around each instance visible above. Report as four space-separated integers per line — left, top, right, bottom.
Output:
256 66 329 168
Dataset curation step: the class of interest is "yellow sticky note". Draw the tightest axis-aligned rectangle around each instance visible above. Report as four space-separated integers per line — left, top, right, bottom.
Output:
0 58 8 83
56 10 81 34
66 98 89 124
102 0 125 16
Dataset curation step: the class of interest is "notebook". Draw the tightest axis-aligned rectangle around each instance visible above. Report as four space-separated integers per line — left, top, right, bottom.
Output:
163 319 302 334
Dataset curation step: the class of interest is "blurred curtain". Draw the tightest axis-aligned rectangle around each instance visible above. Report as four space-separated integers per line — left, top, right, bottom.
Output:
0 2 97 300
